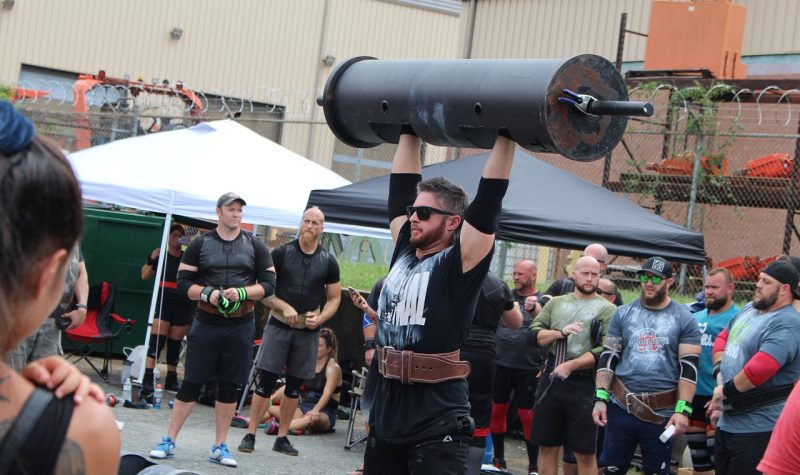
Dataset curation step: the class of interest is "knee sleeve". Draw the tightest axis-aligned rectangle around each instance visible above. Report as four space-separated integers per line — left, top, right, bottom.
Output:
166 338 182 367
147 334 167 360
284 374 303 399
604 465 630 475
216 381 239 404
518 408 534 441
176 381 203 403
491 402 509 433
687 432 714 472
255 369 280 398
706 434 715 465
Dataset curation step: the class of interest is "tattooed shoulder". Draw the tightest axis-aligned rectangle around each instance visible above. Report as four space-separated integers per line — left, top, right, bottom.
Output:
55 438 86 475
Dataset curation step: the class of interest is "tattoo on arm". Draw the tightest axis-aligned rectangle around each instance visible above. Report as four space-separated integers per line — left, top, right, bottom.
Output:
596 335 622 389
603 335 623 352
55 439 86 475
596 371 614 390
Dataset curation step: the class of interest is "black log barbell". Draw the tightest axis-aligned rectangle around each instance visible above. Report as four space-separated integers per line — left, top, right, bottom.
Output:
317 54 653 162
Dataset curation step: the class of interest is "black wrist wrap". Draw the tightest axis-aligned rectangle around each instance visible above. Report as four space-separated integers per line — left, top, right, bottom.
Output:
389 173 422 221
464 178 508 234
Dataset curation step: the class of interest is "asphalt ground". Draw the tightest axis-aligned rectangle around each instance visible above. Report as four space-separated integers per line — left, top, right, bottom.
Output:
77 357 531 475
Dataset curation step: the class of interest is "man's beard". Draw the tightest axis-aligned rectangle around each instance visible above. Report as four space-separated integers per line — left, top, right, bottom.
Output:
300 230 317 247
409 219 446 249
576 283 597 295
753 287 780 310
515 277 533 292
642 285 668 307
705 295 729 311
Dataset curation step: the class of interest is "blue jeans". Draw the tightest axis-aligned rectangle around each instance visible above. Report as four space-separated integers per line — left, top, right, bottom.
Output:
598 402 673 475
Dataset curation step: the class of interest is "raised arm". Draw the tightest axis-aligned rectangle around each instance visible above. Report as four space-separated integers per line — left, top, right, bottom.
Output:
460 135 514 273
389 135 423 243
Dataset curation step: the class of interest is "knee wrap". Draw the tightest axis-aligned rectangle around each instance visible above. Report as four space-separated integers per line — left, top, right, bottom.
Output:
284 375 303 399
147 334 167 360
491 402 509 433
687 432 714 471
518 408 534 441
166 338 182 367
255 369 280 399
706 434 715 464
216 381 239 404
176 381 203 403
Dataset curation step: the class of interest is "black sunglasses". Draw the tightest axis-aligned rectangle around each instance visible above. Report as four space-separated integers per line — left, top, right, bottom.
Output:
596 289 614 296
406 205 457 221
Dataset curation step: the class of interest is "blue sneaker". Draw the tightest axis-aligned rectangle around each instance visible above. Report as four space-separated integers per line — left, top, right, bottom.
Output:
209 442 238 467
149 436 175 459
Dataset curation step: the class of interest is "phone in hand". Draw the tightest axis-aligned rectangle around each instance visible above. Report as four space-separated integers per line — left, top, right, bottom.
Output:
347 286 358 294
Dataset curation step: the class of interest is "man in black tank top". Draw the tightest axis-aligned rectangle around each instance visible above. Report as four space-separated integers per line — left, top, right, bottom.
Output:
238 206 341 456
149 192 276 469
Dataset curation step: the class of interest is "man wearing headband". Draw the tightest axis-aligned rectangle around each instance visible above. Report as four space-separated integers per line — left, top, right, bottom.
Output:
593 256 701 475
710 260 800 474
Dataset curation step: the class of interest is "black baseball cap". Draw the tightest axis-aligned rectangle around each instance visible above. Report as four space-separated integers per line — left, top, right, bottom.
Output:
762 261 800 299
216 192 246 208
637 256 672 278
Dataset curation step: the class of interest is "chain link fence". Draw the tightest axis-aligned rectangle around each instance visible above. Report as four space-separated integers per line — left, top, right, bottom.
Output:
9 79 800 300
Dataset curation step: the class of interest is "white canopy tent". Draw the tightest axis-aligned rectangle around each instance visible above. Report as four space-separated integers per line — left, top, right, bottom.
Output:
67 119 351 355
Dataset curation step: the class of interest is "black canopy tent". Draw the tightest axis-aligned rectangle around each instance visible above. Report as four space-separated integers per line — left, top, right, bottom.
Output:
308 152 706 263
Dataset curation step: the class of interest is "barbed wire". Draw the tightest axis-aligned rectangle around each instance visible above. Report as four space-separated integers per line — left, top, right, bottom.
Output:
4 79 317 120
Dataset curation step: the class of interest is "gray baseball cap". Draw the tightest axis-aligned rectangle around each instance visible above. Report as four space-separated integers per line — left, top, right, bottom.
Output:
216 192 246 207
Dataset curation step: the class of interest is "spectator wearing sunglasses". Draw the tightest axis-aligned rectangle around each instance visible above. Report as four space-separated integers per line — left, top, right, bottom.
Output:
593 256 701 475
597 278 622 307
362 133 515 475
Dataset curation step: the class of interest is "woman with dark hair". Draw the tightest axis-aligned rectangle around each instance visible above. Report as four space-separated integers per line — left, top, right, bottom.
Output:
0 101 120 474
262 327 342 435
140 222 194 400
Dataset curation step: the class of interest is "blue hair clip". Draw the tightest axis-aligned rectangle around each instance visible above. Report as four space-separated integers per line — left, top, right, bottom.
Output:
0 101 36 155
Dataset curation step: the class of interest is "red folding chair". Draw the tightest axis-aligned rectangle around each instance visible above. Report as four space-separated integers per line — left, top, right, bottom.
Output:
65 282 136 383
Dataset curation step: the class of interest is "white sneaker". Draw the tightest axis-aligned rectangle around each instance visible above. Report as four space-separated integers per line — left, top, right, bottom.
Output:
209 443 238 467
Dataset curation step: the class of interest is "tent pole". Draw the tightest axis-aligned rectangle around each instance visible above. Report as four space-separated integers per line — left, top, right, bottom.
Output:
141 196 174 380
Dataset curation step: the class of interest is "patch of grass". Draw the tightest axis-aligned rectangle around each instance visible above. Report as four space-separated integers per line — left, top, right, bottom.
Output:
338 260 388 292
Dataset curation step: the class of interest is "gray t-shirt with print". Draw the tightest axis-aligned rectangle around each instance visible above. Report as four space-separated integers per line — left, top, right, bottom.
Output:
609 299 701 417
718 303 800 433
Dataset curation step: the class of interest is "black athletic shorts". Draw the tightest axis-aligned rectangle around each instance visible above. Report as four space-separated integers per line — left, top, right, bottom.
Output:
689 395 712 427
183 316 254 385
155 297 193 326
256 321 318 379
531 371 597 454
492 365 538 409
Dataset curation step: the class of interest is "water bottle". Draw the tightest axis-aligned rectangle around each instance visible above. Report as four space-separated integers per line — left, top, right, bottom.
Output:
153 384 163 410
154 367 161 382
122 379 132 402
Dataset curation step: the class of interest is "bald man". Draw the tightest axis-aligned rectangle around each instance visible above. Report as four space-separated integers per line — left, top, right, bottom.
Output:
530 257 616 475
542 243 623 307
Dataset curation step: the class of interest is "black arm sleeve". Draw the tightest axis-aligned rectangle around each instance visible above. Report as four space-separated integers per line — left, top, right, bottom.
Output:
388 173 422 221
177 270 197 298
463 177 509 234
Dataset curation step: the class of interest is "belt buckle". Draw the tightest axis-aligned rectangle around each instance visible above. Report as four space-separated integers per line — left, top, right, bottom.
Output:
380 346 395 375
624 392 636 411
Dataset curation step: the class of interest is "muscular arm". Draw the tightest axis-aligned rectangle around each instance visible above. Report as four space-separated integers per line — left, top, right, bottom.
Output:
317 282 342 325
64 261 89 329
677 343 701 402
501 306 522 330
389 135 422 243
595 335 623 390
460 136 514 273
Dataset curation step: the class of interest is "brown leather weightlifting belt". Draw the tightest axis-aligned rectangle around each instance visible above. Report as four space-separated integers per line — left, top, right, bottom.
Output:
377 346 471 385
198 300 254 318
269 306 320 330
611 378 677 424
